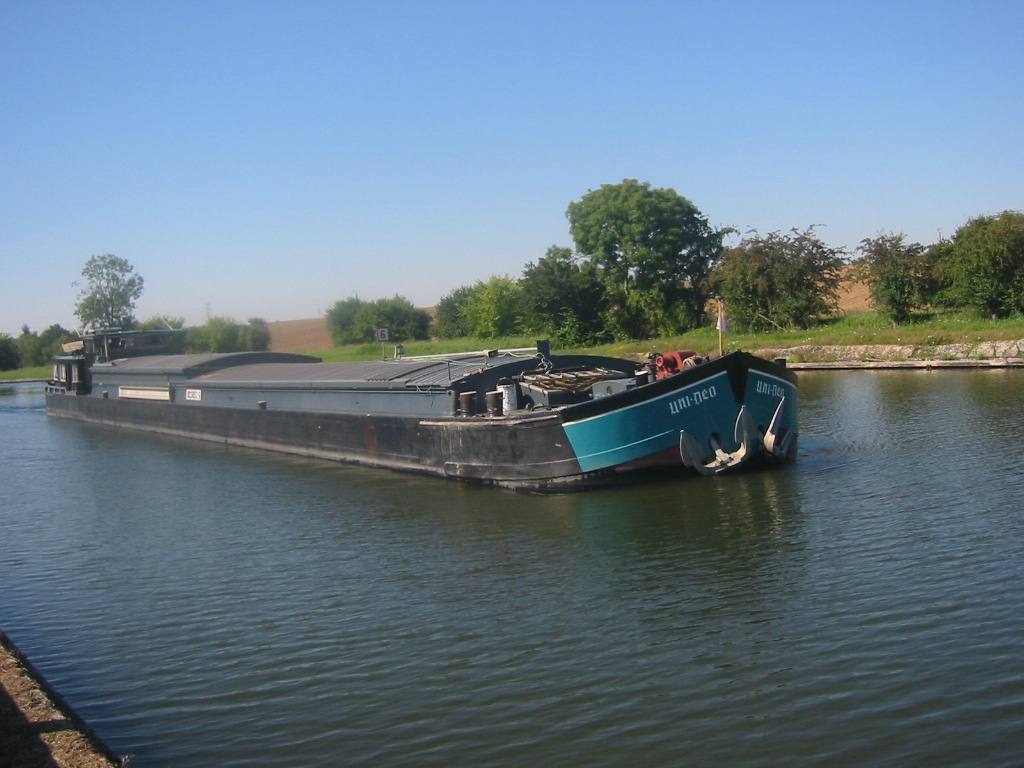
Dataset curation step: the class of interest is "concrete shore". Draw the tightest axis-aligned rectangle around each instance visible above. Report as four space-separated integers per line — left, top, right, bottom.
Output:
0 630 122 767
787 356 1024 370
758 338 1024 370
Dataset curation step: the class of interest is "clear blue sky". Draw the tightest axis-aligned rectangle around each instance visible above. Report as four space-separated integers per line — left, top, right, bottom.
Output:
2 0 1021 336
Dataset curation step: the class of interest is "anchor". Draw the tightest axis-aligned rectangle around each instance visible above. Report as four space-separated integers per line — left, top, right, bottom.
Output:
762 396 795 459
679 405 760 476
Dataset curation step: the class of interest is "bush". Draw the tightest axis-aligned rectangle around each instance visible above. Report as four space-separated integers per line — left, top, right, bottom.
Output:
460 276 524 339
325 296 366 345
0 334 19 371
433 286 474 339
940 210 1024 318
713 227 846 332
326 296 430 345
16 324 76 367
185 317 270 352
858 233 929 325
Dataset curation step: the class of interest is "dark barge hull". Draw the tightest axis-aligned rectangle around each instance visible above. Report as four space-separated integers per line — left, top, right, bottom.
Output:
46 393 591 490
45 349 797 492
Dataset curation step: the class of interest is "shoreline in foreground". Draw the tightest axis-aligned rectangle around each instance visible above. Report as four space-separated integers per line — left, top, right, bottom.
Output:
0 629 122 767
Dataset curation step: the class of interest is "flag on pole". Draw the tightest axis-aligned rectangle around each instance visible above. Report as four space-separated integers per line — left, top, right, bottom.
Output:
716 300 730 334
716 299 729 357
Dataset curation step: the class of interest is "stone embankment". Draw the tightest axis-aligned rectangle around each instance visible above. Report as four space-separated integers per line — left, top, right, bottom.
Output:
757 339 1024 370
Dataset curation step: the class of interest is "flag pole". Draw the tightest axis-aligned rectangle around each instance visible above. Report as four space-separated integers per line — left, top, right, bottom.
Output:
717 298 725 357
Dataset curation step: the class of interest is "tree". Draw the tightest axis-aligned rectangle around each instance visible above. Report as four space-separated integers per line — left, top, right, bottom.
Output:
941 210 1024 318
0 334 19 371
73 254 144 329
186 316 240 352
184 317 270 353
519 246 608 346
325 296 366 345
713 227 846 332
566 179 724 338
858 233 929 325
326 295 430 345
433 285 475 339
925 239 957 308
16 324 76 367
350 296 431 343
16 326 43 368
461 276 524 339
241 318 271 352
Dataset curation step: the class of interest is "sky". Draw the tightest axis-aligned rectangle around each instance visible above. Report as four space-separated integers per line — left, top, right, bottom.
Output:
2 0 1022 336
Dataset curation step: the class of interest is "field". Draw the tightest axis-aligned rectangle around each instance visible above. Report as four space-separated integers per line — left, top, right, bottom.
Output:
266 317 333 352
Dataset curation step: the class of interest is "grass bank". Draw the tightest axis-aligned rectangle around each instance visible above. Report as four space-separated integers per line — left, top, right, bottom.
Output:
0 365 49 382
3 310 1023 379
310 310 1024 363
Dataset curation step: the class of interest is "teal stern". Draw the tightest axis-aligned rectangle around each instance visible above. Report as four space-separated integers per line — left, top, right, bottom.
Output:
562 370 740 473
743 366 799 459
560 353 799 478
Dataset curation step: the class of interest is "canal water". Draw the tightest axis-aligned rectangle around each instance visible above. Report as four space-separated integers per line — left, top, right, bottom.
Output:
2 371 1023 767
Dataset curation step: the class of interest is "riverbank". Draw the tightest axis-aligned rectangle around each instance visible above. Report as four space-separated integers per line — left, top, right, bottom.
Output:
6 338 1024 384
0 630 122 767
757 338 1024 369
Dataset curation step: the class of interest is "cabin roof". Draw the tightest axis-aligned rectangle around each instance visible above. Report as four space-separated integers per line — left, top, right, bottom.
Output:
94 350 535 389
196 359 461 387
93 352 321 376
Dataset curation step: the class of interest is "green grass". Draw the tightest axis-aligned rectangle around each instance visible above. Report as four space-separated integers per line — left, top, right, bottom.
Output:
551 310 1024 362
0 365 49 382
301 310 1024 363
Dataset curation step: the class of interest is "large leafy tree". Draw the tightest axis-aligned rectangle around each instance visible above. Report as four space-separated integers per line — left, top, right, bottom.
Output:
713 227 846 332
519 246 607 346
74 254 144 329
566 180 724 338
941 210 1024 318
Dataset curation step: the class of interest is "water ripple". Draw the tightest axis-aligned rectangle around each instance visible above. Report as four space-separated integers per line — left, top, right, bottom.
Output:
3 375 1024 766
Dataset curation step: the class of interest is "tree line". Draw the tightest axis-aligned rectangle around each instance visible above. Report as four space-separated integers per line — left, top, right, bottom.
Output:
1 314 272 371
326 181 1024 345
3 181 1022 370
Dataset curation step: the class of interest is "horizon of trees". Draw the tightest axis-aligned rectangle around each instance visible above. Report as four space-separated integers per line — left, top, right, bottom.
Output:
415 188 1024 342
5 185 1022 371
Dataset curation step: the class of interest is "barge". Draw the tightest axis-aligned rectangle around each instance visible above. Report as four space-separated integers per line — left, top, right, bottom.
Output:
46 331 798 491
